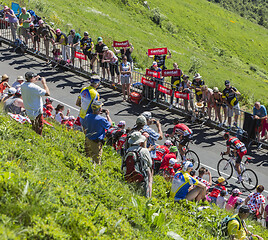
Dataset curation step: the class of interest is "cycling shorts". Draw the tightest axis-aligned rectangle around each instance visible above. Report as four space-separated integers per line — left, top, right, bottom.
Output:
179 135 191 146
236 148 247 164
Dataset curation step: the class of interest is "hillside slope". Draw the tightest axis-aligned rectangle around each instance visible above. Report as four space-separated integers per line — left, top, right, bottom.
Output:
0 114 268 239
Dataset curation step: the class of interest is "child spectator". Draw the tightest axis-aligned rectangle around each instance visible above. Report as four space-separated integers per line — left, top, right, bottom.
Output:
216 190 227 209
209 176 226 204
234 197 244 213
54 104 70 123
225 188 242 211
43 104 53 118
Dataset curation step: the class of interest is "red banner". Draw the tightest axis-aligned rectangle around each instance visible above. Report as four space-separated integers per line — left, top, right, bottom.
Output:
141 77 156 88
113 40 130 47
158 85 172 96
174 91 189 100
162 69 182 77
75 51 87 60
148 47 168 56
145 69 161 78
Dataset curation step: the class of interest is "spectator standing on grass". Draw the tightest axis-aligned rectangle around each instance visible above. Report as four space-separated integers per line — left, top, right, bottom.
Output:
222 80 241 129
253 102 268 145
94 37 109 80
170 62 182 109
12 76 24 90
120 54 131 101
80 31 95 72
82 100 112 165
37 20 56 63
245 185 266 220
54 29 68 62
179 75 194 112
67 29 81 66
76 77 100 125
19 7 31 45
212 87 227 127
3 6 18 41
21 72 50 135
113 43 134 70
102 46 120 86
29 23 40 53
0 74 11 94
191 73 204 102
170 161 206 202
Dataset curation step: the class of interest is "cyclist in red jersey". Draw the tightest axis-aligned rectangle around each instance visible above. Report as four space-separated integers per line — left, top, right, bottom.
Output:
167 118 193 160
222 132 247 183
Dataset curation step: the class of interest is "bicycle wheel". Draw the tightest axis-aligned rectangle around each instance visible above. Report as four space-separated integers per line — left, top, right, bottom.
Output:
185 150 200 170
217 158 233 180
241 169 258 191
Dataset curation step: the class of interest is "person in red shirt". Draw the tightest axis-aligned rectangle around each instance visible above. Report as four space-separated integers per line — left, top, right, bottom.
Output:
160 158 181 181
159 146 178 170
222 132 247 183
209 176 226 204
0 74 11 94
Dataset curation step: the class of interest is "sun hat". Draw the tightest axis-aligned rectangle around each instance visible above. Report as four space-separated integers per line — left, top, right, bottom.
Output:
164 140 172 146
141 111 152 120
232 188 242 194
169 146 178 153
97 37 103 42
225 80 230 85
56 28 61 33
17 76 24 81
25 72 37 81
8 87 16 95
102 46 109 51
195 102 204 108
194 73 202 79
182 161 194 172
91 100 103 110
1 74 9 81
217 176 225 183
118 120 126 127
239 205 250 214
128 131 146 145
213 87 219 93
136 115 146 125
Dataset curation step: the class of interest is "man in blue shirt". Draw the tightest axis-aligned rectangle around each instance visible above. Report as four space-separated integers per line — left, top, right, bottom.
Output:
253 102 268 145
82 100 112 164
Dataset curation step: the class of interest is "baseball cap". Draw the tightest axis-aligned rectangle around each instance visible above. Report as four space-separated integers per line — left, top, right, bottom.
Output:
136 115 146 125
84 31 89 36
239 205 250 214
182 161 194 172
118 121 126 127
69 115 76 120
102 46 109 51
164 140 172 146
225 80 230 85
141 111 152 120
169 146 178 153
152 61 157 66
70 29 75 33
16 88 21 95
232 188 242 194
90 77 101 84
25 72 37 81
4 6 9 10
97 37 103 42
8 87 17 95
56 28 61 33
213 87 219 93
91 100 103 110
217 176 225 183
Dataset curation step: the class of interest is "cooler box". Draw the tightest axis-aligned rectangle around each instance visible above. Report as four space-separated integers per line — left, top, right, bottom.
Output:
130 92 142 104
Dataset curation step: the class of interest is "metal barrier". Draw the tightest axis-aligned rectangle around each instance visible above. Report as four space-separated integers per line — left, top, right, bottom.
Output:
1 19 267 146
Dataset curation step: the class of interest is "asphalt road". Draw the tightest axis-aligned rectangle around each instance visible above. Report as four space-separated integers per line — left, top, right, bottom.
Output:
1 43 268 202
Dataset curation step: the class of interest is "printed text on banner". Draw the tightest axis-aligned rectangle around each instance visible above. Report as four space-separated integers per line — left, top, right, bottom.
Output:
141 77 156 88
157 85 172 96
162 69 182 77
75 51 87 60
113 40 130 47
174 91 190 100
148 47 168 56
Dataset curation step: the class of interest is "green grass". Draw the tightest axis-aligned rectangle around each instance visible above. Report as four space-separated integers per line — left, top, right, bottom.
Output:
2 0 268 107
0 113 268 239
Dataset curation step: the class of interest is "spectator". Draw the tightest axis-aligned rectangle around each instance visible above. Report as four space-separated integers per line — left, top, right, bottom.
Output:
153 140 172 174
253 102 268 145
21 72 50 135
95 37 109 80
159 146 179 172
67 29 81 66
234 197 244 213
54 104 70 123
82 100 112 165
147 49 172 70
43 103 53 118
54 28 68 62
160 158 181 182
120 54 131 101
222 80 241 129
102 46 120 86
150 61 163 102
37 20 56 63
245 185 266 220
201 85 214 120
124 131 153 198
0 74 11 94
43 97 53 109
80 31 95 72
4 88 24 114
264 197 268 229
29 23 40 53
170 161 206 202
216 190 227 209
195 167 212 190
19 7 31 45
227 205 263 240
209 176 226 204
212 87 227 127
76 77 100 126
170 62 182 109
141 111 163 158
113 42 134 69
225 188 242 211
191 73 204 102
179 75 194 112
3 6 18 41
1 87 16 103
12 76 24 90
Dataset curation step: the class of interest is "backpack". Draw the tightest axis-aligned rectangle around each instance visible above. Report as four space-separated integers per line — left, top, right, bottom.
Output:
14 38 27 54
220 215 241 237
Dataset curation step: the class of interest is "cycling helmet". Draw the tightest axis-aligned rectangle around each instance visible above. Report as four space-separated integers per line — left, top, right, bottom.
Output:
164 140 172 146
182 161 193 172
223 131 230 139
169 146 178 153
84 31 89 36
141 111 152 120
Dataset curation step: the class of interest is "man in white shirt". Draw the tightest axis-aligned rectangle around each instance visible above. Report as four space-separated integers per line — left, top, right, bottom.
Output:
21 72 50 135
12 76 24 90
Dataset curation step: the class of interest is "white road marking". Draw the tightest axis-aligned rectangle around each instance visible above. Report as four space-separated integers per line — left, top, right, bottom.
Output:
48 96 80 112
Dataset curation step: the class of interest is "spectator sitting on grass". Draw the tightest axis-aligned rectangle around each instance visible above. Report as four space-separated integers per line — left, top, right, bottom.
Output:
1 87 16 103
195 167 212 190
216 190 227 209
170 161 206 202
0 74 11 94
12 76 24 90
4 88 24 114
225 188 242 211
209 176 226 204
54 104 70 123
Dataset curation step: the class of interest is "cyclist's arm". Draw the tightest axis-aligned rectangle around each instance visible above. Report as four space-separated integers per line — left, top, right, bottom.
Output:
224 146 231 155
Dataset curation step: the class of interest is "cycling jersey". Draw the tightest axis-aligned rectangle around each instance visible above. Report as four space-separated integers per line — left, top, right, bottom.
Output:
153 145 169 162
227 214 246 240
171 70 182 88
191 79 204 96
170 171 199 201
116 133 127 150
80 37 93 54
55 32 67 45
222 87 239 106
226 137 247 153
173 124 192 136
209 183 226 198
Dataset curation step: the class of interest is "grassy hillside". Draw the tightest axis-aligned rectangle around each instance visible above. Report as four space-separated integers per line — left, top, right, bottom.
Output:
0 114 267 239
3 0 268 108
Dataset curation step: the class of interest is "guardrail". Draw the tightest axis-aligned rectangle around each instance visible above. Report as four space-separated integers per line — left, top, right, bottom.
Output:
1 19 267 148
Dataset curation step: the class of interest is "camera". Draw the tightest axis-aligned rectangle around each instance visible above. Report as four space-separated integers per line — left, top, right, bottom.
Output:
101 109 107 114
152 120 157 124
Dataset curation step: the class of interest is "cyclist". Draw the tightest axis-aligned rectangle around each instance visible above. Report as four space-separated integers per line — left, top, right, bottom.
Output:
222 132 247 184
166 118 193 161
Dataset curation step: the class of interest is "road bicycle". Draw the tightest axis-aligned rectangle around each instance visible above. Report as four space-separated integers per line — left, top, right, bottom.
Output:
165 134 200 170
217 154 258 191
